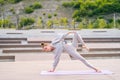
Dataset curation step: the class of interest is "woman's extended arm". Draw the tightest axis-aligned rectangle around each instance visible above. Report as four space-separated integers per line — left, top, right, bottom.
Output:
51 32 75 45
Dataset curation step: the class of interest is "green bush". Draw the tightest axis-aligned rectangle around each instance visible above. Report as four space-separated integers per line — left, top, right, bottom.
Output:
30 2 42 9
24 2 42 14
20 17 35 27
24 7 34 14
0 0 4 5
65 0 120 24
72 10 80 18
9 0 22 4
0 19 10 28
117 19 120 24
10 7 15 14
107 19 113 23
73 2 81 9
62 2 73 8
46 20 53 28
54 13 57 17
48 14 52 19
74 16 82 22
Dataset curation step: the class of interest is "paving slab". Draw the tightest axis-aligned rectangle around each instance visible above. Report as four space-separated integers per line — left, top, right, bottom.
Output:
0 59 120 80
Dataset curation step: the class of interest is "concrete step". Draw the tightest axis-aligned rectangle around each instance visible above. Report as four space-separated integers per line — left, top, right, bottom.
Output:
0 44 41 48
0 38 27 40
89 47 120 51
14 52 120 61
28 40 51 43
27 38 120 43
0 40 21 44
2 52 119 62
2 47 82 53
0 43 82 48
3 48 42 53
0 55 15 62
66 38 120 43
71 53 120 59
85 51 120 54
2 47 120 53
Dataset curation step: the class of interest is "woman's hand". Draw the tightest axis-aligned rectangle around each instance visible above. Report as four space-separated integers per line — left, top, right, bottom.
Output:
86 47 89 51
82 45 89 51
67 31 76 34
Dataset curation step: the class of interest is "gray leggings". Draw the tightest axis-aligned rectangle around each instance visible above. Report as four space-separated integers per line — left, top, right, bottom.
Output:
64 33 96 70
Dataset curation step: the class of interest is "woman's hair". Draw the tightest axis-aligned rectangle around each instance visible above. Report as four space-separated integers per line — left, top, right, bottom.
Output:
41 42 48 48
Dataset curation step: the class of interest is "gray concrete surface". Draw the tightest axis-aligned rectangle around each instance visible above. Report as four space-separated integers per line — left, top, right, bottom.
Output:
0 29 120 38
0 59 120 80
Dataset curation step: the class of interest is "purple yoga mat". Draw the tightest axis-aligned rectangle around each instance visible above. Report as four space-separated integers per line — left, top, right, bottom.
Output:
41 70 113 75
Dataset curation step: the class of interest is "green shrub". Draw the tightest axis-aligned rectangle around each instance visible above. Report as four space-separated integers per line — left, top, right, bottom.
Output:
46 20 53 28
48 14 52 19
73 2 81 9
0 0 4 5
31 2 42 9
117 19 120 24
54 13 57 17
43 13 46 16
24 7 34 14
0 19 10 28
9 0 22 4
62 2 73 8
20 17 35 27
10 7 15 14
107 19 113 23
24 2 42 14
74 16 82 22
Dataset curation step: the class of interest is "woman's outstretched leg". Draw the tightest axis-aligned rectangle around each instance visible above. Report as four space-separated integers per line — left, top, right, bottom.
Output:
65 32 100 72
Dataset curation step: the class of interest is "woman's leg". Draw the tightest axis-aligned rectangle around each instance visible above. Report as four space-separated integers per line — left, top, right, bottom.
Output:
72 32 79 48
65 45 97 71
65 33 98 71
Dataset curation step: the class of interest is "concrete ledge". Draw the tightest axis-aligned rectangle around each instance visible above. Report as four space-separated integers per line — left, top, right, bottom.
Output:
28 41 51 43
0 44 41 48
2 48 82 53
90 48 120 51
0 40 21 44
6 33 23 34
41 31 55 33
70 53 120 59
0 38 27 40
3 49 42 53
93 30 107 32
0 55 15 62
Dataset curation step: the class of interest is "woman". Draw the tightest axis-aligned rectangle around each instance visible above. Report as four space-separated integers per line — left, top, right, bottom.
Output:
42 32 101 72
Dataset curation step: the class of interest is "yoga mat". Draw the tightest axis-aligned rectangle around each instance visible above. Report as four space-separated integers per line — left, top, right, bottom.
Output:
41 70 113 75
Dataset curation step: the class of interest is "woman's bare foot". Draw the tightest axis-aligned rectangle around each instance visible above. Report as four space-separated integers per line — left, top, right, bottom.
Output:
48 68 55 72
95 69 101 73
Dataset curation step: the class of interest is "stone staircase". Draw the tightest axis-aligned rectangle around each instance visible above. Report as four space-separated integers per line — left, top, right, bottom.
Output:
0 29 120 61
0 37 120 61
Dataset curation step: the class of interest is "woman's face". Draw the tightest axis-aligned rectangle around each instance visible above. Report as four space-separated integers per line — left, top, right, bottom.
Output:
43 45 53 52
